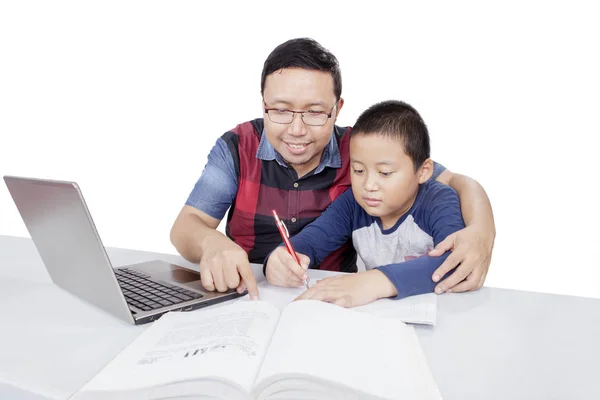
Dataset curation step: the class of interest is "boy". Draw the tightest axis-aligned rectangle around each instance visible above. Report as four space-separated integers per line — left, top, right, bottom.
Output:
264 100 465 307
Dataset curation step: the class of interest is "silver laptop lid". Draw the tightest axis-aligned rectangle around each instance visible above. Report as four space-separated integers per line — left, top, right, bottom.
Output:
4 176 134 323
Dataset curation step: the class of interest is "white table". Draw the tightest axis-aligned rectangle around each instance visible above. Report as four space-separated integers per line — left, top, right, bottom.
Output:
1 235 599 399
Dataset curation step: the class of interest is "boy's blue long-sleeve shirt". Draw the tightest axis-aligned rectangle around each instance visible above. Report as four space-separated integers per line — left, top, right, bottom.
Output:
286 180 466 299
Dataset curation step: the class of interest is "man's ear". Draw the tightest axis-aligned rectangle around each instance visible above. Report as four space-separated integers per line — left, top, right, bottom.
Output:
417 158 434 184
260 91 264 112
334 98 344 122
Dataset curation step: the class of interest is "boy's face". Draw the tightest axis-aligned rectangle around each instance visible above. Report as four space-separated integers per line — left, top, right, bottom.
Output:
350 133 432 229
262 68 343 177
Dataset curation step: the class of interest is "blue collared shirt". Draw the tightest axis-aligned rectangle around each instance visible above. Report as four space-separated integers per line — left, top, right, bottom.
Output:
186 130 343 220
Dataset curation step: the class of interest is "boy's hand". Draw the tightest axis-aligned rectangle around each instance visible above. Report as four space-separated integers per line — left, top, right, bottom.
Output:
265 247 310 288
294 270 397 308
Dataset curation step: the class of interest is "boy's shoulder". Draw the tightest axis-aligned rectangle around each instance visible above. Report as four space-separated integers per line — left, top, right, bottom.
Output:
406 179 462 233
423 178 458 194
415 179 460 209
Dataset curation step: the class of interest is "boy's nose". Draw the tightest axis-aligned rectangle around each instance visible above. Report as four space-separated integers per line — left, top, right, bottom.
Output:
364 177 378 191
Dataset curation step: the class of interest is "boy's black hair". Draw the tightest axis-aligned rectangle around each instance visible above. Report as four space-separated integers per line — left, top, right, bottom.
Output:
350 100 430 171
261 38 342 101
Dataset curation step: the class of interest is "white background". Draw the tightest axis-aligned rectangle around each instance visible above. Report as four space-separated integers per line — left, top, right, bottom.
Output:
1 1 599 299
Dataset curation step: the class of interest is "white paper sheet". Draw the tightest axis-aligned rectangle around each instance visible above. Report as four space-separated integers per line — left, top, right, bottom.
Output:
241 271 437 325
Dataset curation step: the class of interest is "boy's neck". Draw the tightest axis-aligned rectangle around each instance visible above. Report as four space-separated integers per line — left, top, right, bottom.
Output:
379 192 419 230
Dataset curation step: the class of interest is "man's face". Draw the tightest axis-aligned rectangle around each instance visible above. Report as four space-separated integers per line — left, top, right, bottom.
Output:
262 68 343 177
350 134 430 229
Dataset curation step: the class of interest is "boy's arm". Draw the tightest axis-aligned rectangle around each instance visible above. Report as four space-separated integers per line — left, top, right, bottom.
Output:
376 185 466 299
290 188 356 266
376 253 453 299
432 168 495 293
295 184 466 306
263 189 355 286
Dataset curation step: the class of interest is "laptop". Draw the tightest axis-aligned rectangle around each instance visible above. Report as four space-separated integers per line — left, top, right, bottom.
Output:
3 175 243 325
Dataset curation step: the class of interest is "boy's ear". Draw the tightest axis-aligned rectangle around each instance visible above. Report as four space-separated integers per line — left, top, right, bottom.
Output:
417 159 434 184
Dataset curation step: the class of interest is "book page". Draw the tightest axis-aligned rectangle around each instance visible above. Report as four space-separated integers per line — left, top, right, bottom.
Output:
253 300 441 400
239 279 437 325
73 301 280 397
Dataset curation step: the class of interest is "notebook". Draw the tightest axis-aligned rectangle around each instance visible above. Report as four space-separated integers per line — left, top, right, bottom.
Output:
69 299 442 400
238 277 438 325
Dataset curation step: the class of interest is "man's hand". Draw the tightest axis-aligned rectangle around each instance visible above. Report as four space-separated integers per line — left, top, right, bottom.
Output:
294 270 397 308
429 225 494 293
265 247 310 287
199 235 259 300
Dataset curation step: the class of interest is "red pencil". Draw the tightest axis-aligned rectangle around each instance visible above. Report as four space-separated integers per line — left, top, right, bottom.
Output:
272 209 309 289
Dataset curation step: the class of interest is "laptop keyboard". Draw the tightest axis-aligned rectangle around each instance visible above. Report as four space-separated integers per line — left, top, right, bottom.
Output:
115 268 203 312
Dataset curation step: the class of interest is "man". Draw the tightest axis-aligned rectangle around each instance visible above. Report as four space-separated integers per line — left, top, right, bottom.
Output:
170 38 495 300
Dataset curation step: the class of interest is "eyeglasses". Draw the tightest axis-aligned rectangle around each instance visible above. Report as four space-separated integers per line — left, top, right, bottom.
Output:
263 101 338 126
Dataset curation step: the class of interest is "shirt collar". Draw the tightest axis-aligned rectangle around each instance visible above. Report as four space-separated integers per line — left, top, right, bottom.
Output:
256 128 342 173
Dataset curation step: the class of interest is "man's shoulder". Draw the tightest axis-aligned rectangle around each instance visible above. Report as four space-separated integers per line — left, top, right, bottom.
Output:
225 118 264 140
334 124 352 141
215 119 265 168
334 124 352 163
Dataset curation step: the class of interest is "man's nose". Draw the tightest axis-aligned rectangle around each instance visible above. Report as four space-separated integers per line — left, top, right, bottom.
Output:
287 113 307 136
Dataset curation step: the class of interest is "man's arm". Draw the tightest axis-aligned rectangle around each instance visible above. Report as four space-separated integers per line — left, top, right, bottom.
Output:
170 206 225 263
170 138 259 298
171 137 237 263
436 170 495 231
431 169 496 293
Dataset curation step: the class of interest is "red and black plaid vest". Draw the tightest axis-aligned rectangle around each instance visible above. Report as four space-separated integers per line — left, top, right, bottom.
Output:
222 118 356 272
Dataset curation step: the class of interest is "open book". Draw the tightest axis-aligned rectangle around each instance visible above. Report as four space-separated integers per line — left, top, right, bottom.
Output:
70 300 442 400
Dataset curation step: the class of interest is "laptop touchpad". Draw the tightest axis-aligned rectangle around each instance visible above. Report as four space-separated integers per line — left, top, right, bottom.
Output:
155 267 200 284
